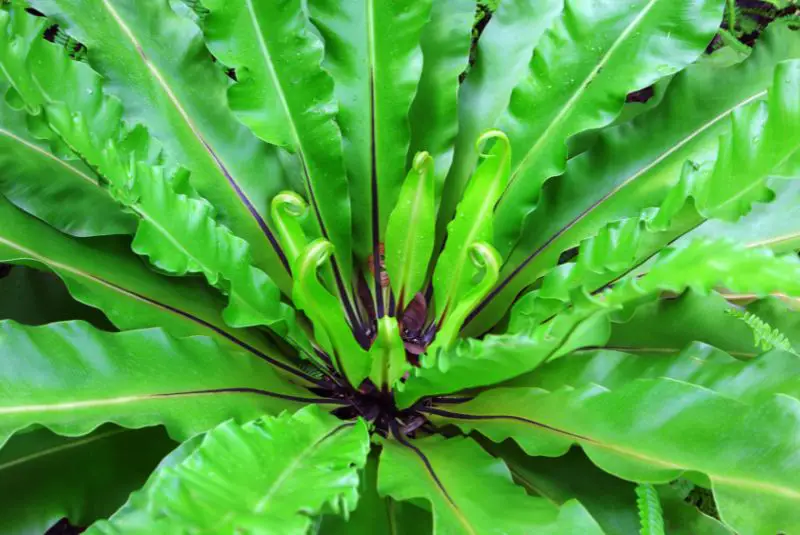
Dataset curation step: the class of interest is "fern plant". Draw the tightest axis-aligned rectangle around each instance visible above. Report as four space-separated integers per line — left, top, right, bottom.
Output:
1 0 800 533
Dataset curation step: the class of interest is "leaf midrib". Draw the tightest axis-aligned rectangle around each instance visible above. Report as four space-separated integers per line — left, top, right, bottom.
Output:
0 127 97 186
0 428 128 473
430 404 800 500
244 0 315 199
441 152 509 315
0 234 253 354
396 439 477 535
395 169 430 297
253 422 355 513
505 0 661 191
96 0 277 252
479 88 770 317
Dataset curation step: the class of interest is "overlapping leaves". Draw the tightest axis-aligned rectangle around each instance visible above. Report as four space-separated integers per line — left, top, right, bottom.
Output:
0 0 798 534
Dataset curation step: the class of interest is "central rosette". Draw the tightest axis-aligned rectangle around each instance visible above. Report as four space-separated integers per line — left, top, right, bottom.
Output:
270 132 511 409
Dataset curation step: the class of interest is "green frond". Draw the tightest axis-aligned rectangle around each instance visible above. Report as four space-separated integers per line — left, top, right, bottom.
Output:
636 483 666 535
726 308 796 353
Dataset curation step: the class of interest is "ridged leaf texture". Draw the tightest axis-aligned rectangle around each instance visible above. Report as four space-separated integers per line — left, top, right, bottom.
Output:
89 406 369 534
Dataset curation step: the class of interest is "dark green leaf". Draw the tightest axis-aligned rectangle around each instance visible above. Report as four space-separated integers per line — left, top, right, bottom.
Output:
0 425 175 535
0 265 114 329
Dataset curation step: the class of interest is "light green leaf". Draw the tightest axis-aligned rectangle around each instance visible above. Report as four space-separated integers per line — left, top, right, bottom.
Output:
684 179 800 254
293 240 370 385
0 79 135 237
0 195 310 383
406 0 474 202
31 0 293 290
202 0 353 284
396 302 609 408
385 152 435 309
0 321 325 445
694 60 800 220
635 484 665 535
492 0 725 257
378 434 602 534
0 6 47 111
438 0 562 241
425 381 800 535
306 0 432 264
515 342 800 404
602 290 782 358
0 425 175 535
91 406 369 535
468 22 800 334
429 241 502 353
368 317 410 391
433 131 509 320
406 238 800 406
9 29 306 348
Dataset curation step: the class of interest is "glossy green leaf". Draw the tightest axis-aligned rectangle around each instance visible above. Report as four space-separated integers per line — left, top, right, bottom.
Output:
425 380 800 535
0 321 324 445
0 425 175 535
0 195 308 382
694 60 800 220
429 242 502 353
31 0 293 290
306 0 432 265
468 22 800 334
684 177 800 254
433 131 509 320
91 406 369 535
293 240 370 385
385 152 435 309
405 239 800 407
271 191 311 268
438 0 562 241
202 0 353 285
0 5 47 111
14 29 303 338
635 484 665 535
519 342 800 404
0 79 134 237
489 438 730 535
510 238 800 346
396 302 610 408
406 0 474 201
603 290 784 358
491 0 725 257
368 317 410 391
378 434 603 534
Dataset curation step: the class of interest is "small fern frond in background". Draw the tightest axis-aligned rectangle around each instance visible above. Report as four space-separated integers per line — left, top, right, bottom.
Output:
636 484 666 535
726 308 796 353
